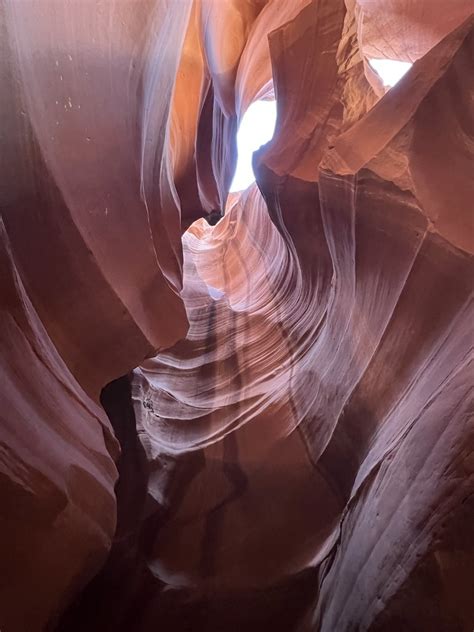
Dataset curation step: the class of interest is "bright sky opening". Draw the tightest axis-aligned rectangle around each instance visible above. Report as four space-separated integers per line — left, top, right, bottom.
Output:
230 62 411 193
230 100 277 192
369 58 413 88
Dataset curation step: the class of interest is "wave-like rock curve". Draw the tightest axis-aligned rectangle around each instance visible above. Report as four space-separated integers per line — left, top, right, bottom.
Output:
1 1 473 631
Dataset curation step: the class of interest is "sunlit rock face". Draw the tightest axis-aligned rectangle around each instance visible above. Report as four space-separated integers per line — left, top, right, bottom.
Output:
1 1 473 631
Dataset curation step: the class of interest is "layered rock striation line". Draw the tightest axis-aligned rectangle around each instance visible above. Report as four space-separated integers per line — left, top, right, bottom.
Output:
1 1 473 631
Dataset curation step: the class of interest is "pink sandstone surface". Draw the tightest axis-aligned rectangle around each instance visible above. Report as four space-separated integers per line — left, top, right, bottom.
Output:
0 1 473 630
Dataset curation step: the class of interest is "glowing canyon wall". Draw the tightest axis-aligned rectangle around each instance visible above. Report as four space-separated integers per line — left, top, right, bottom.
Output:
0 1 473 631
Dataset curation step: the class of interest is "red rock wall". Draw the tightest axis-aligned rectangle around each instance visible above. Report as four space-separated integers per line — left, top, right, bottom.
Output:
0 1 473 631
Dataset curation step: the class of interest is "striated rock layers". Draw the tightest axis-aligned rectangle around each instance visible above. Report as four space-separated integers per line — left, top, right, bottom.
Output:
1 1 473 631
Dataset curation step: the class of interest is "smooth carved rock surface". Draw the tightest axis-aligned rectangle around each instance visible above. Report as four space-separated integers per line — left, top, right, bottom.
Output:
0 1 473 631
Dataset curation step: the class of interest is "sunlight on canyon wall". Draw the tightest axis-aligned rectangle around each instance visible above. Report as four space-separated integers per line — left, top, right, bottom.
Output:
1 1 473 631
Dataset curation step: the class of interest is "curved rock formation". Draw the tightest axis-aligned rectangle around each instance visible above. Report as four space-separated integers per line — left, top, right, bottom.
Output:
1 1 473 631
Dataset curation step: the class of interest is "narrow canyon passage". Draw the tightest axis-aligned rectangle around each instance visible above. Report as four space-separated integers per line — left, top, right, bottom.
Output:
1 1 473 631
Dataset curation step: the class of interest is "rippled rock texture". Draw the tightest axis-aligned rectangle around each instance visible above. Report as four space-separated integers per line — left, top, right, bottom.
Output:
1 1 473 631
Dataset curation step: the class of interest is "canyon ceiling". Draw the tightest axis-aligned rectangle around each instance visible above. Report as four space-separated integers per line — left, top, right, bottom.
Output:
1 1 474 631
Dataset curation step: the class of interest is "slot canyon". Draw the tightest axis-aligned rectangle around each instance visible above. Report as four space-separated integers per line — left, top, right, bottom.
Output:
1 1 474 630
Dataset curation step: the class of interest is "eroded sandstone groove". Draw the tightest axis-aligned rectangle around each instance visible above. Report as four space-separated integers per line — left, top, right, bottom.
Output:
1 1 473 630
